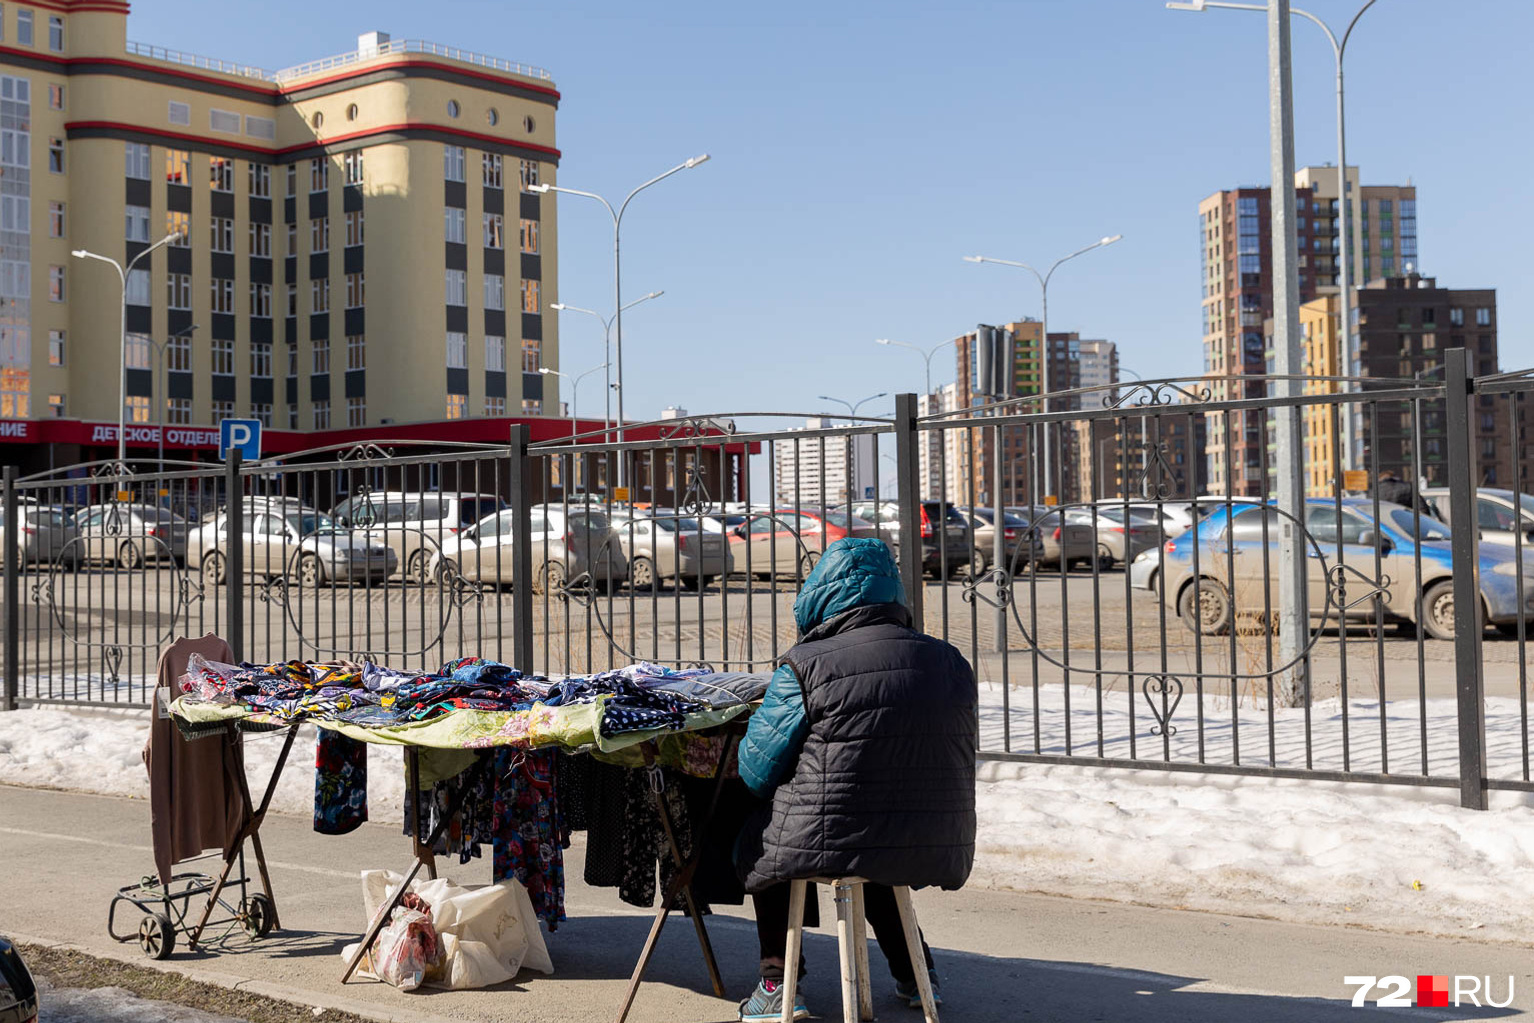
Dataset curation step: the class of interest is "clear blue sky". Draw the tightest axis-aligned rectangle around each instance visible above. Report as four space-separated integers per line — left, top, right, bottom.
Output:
132 0 1532 425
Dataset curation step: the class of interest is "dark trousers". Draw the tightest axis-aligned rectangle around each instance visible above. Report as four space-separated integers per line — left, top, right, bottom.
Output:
752 882 934 985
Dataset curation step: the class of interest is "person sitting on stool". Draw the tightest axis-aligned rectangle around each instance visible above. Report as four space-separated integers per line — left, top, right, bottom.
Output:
734 537 977 1021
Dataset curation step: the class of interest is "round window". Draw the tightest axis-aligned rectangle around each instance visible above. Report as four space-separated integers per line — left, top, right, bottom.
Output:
523 114 536 134
447 99 461 119
311 111 324 129
346 103 358 121
487 107 499 127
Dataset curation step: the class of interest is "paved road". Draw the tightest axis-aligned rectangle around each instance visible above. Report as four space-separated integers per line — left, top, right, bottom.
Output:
2 784 1530 1022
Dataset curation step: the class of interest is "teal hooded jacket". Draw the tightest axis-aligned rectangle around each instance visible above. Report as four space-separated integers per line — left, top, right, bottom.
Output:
737 536 906 797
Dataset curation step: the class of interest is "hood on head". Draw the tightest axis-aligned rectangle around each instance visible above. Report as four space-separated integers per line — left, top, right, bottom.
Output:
793 537 906 634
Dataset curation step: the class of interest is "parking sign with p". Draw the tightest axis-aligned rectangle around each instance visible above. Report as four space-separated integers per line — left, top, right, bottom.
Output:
219 419 262 461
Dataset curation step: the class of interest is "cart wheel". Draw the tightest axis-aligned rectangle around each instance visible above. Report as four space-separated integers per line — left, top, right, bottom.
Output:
240 893 275 938
138 913 175 959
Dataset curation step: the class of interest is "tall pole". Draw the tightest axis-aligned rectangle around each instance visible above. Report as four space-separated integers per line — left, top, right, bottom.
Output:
1269 0 1306 706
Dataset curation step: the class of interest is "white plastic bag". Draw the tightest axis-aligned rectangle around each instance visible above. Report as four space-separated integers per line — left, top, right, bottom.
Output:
372 907 439 991
345 870 553 989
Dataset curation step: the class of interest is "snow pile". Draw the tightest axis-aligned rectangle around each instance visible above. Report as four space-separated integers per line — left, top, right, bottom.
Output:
35 979 251 1022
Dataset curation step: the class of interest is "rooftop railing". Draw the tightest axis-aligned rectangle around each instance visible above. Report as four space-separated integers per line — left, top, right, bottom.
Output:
124 38 551 87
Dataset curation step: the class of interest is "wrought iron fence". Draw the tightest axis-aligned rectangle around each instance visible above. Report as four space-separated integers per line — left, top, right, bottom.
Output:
3 348 1529 810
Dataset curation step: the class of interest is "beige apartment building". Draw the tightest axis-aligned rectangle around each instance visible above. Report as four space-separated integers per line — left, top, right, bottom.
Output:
0 2 562 470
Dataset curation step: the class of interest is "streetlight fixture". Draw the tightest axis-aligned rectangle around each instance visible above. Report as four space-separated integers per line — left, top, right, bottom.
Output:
540 363 609 442
873 336 961 401
818 393 887 506
530 154 710 479
72 231 183 466
963 234 1122 495
549 290 663 442
817 392 888 421
1167 0 1379 469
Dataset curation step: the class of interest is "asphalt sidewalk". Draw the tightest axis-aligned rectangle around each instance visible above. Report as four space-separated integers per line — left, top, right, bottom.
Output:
2 783 1531 1023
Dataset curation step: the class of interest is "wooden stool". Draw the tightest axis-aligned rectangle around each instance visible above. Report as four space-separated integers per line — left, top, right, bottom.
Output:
779 877 938 1023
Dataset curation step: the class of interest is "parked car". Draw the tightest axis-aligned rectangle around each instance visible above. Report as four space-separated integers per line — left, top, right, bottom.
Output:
609 511 733 590
1066 505 1163 568
842 500 971 578
71 503 189 567
186 501 396 587
332 491 506 583
1161 498 1534 640
1010 507 1097 570
0 935 38 1023
961 508 1040 574
730 508 881 580
1421 487 1534 548
1 506 79 568
432 504 628 594
700 511 751 536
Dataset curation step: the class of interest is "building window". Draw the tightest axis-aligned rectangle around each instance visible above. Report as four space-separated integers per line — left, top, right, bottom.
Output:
343 150 363 185
249 341 272 379
1450 307 1464 326
47 330 64 367
313 400 330 429
47 137 62 172
482 213 503 248
346 334 365 370
286 282 297 317
125 268 150 306
286 164 297 196
285 221 296 254
446 99 461 119
166 398 191 425
250 282 272 318
286 344 297 377
125 394 151 424
167 273 191 309
46 15 61 51
345 272 364 309
250 402 271 427
287 404 298 429
166 210 189 244
209 216 233 253
0 372 26 418
211 400 235 423
1476 308 1492 327
47 200 63 238
211 277 234 313
446 394 467 420
249 163 270 197
166 99 190 125
124 333 152 369
166 149 189 184
310 157 328 192
483 153 503 188
346 396 365 427
312 338 330 373
520 279 540 313
443 145 465 183
250 221 271 257
482 335 504 372
346 103 358 121
167 333 190 372
311 278 330 313
519 219 539 254
521 399 542 415
310 217 329 252
520 339 538 373
444 207 466 244
125 142 150 180
209 108 239 134
15 10 31 45
485 396 505 416
209 157 234 192
445 331 467 368
445 269 467 306
211 339 233 375
518 159 539 192
483 274 504 311
46 393 64 417
245 115 275 140
47 265 63 301
344 210 364 247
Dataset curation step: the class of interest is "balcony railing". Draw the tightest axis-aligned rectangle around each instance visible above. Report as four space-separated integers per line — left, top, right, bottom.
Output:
273 39 551 83
125 41 278 81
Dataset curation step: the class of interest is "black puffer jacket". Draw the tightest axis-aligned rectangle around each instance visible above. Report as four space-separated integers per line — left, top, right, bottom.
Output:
737 538 977 892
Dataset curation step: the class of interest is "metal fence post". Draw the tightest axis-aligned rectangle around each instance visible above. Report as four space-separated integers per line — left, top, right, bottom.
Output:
3 466 17 711
894 393 923 632
508 425 534 671
224 450 244 663
1445 347 1487 809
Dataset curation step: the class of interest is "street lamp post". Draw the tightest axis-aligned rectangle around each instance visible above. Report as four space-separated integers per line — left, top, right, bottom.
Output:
550 291 663 442
71 231 182 467
1168 0 1380 469
964 234 1123 497
539 363 608 442
818 393 887 505
530 154 710 480
873 336 960 403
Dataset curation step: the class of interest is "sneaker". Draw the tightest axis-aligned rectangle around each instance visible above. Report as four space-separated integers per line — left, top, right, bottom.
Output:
894 969 944 1009
738 979 810 1022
